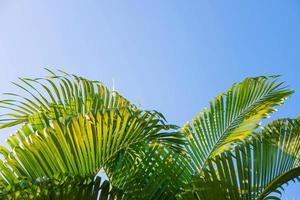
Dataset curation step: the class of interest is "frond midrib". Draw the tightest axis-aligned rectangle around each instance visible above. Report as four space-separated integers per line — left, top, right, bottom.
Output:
256 166 300 200
198 89 279 173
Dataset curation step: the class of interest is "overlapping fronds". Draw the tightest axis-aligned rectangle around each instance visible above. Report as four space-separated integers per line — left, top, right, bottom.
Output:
0 70 186 199
106 146 192 200
0 175 123 200
0 71 299 200
0 109 184 183
183 118 300 200
182 76 293 173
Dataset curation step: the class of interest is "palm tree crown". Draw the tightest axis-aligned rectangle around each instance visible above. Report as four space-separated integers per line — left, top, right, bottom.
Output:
0 69 298 200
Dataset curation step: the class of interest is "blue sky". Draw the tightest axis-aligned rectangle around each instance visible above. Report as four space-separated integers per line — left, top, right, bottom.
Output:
0 1 299 198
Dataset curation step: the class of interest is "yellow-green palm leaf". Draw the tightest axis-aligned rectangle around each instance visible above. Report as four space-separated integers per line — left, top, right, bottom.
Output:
0 69 132 130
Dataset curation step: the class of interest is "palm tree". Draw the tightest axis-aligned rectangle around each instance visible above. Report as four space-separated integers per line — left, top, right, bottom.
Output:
0 69 298 200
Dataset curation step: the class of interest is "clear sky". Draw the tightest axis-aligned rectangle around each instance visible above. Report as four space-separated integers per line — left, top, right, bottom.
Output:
0 1 299 198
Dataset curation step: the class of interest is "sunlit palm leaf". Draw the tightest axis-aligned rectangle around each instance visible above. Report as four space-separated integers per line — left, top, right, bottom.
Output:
0 108 185 199
184 118 300 200
0 69 132 130
182 76 293 173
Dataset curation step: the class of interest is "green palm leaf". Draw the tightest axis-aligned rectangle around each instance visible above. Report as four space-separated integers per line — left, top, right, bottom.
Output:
182 76 293 173
0 69 132 130
184 118 300 199
0 175 123 200
106 145 192 200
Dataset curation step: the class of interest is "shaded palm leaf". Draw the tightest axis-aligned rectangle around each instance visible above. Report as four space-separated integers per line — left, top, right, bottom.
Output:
106 145 192 200
0 175 123 200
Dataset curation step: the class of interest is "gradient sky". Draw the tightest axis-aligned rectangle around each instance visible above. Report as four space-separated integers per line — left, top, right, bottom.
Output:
0 1 299 198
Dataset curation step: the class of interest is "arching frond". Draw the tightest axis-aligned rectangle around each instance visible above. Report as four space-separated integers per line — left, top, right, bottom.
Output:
182 76 293 173
0 69 133 130
0 108 185 199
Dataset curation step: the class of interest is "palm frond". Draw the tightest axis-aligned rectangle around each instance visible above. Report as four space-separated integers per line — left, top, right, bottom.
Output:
182 76 293 173
0 69 132 130
183 118 300 200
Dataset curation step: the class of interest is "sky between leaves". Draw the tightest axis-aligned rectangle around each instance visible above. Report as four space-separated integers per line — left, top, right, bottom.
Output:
0 1 299 198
